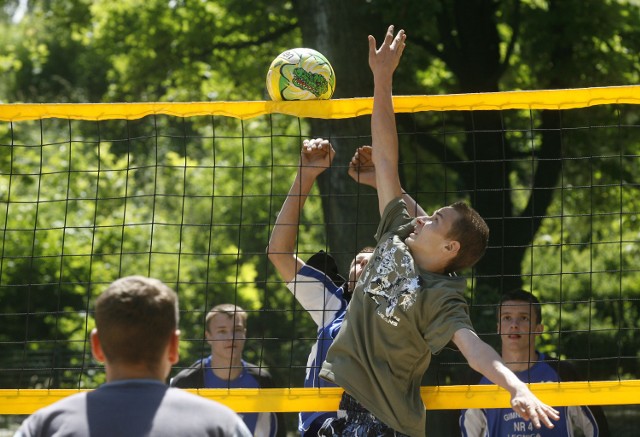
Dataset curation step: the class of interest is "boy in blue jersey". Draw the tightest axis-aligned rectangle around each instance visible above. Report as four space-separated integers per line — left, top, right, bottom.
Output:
460 289 610 437
267 139 424 436
171 304 285 437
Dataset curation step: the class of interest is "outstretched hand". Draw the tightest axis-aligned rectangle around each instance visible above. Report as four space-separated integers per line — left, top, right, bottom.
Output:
348 146 376 188
368 25 406 80
300 138 335 177
510 387 560 430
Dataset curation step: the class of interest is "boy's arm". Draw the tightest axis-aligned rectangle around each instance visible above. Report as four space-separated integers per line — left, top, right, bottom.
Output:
452 328 560 430
369 25 406 216
348 145 426 217
267 138 335 283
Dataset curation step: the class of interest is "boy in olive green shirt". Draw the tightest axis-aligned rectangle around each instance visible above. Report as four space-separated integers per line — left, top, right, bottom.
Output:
319 25 560 437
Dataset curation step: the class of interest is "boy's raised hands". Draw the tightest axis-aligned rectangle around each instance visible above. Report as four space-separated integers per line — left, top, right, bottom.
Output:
348 146 376 188
300 138 335 178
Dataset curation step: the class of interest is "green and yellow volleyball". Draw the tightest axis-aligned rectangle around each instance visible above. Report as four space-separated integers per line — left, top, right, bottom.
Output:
266 48 336 101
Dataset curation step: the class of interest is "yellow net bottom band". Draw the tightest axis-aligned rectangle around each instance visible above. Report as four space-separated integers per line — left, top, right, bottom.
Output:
1 380 638 414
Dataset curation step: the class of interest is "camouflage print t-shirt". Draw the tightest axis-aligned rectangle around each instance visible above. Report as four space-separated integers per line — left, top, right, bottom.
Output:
320 197 474 437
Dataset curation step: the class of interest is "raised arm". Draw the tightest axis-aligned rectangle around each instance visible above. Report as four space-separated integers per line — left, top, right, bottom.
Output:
453 328 560 430
267 138 335 283
369 25 406 216
348 145 426 217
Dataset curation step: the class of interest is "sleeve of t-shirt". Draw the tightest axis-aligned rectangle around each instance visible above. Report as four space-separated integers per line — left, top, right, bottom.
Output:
287 265 346 328
422 288 474 354
13 417 35 437
14 406 87 437
375 197 414 242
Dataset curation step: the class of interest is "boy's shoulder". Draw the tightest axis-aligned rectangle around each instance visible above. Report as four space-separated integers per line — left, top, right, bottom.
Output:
170 358 206 387
419 270 467 292
376 198 413 240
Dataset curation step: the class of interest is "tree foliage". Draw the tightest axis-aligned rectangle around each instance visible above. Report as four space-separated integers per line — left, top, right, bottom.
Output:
1 0 639 416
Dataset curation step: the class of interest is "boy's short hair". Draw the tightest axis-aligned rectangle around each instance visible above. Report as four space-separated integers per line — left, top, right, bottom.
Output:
95 276 178 370
306 250 346 288
499 289 542 324
205 303 247 332
445 201 490 273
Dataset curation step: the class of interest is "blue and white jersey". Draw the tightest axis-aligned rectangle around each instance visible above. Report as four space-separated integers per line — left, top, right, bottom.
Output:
460 353 602 437
203 357 279 437
287 264 348 436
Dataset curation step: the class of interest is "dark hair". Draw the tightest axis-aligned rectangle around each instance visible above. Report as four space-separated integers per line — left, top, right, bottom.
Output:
205 303 247 332
445 201 489 274
95 276 178 370
499 289 542 324
306 250 346 288
358 246 375 254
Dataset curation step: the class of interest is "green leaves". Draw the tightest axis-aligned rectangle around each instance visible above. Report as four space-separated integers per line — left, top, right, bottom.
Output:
2 0 640 394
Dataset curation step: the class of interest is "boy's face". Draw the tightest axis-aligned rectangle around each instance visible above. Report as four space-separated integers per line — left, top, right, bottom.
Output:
206 313 246 361
498 300 543 352
348 251 373 290
405 206 459 260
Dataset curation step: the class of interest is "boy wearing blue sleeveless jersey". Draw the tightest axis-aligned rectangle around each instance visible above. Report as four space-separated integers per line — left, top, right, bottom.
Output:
460 289 610 437
171 304 285 437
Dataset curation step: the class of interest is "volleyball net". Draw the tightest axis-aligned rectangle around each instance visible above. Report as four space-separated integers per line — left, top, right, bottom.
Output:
1 87 639 415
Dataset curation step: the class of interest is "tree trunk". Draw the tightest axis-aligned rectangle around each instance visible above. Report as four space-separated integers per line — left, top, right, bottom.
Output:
295 1 383 272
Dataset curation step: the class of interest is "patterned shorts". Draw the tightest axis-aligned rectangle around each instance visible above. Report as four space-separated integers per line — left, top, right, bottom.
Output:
317 393 410 437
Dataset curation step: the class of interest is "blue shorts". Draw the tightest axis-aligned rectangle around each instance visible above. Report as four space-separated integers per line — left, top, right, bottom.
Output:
318 392 409 437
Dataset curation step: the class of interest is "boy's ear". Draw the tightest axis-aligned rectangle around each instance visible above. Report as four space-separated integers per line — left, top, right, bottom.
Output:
168 330 180 365
445 240 460 255
90 328 105 363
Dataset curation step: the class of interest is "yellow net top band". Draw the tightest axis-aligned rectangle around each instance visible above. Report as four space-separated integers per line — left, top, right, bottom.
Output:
2 85 640 122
